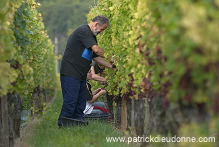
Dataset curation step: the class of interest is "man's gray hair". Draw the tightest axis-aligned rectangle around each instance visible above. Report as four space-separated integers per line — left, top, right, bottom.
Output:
92 15 110 26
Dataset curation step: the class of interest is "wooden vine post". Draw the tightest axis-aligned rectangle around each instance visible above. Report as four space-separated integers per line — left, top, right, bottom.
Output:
121 97 127 130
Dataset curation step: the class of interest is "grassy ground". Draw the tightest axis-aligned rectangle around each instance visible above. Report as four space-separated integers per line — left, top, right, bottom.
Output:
18 91 129 147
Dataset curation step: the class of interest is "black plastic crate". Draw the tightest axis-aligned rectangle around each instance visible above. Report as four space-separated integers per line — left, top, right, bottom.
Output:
61 117 88 127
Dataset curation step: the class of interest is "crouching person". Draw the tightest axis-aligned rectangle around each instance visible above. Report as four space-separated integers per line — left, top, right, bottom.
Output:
84 85 107 114
84 71 110 120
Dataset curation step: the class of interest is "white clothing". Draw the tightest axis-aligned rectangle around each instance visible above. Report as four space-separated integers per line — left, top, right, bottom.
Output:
83 102 94 114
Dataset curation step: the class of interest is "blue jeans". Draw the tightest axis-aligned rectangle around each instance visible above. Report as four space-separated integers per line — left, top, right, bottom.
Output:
58 74 87 126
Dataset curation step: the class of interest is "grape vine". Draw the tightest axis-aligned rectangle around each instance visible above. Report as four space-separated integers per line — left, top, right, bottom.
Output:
0 0 57 109
87 0 219 112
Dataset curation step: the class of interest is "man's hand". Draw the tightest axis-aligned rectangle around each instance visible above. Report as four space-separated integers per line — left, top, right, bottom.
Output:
101 81 107 85
111 64 116 69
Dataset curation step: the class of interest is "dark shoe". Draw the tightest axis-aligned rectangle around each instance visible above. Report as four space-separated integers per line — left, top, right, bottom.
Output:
61 117 88 127
58 120 62 127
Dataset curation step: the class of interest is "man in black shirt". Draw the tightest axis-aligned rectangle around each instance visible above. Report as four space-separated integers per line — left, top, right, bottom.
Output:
58 15 116 126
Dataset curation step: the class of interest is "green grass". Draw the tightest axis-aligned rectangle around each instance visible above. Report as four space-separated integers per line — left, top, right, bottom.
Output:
27 91 129 147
